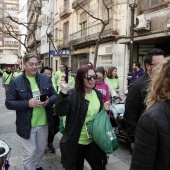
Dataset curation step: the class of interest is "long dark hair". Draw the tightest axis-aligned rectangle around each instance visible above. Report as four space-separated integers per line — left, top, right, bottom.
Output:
75 65 95 97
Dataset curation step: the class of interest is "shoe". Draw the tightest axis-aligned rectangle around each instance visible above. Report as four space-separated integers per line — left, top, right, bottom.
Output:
36 167 43 170
48 143 55 153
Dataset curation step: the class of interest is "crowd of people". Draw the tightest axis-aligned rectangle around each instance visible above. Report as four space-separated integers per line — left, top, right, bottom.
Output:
2 47 169 170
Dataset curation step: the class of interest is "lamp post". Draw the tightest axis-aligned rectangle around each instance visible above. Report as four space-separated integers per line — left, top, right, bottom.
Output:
47 33 52 67
127 0 137 86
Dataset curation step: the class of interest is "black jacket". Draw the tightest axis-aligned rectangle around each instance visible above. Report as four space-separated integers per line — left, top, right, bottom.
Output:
54 88 103 170
123 73 150 142
5 72 57 139
130 102 170 170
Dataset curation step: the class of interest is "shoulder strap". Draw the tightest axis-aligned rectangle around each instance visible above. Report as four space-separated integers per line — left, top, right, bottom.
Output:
4 74 11 83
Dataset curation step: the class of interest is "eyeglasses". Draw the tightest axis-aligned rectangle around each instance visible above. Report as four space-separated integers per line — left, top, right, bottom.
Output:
84 74 97 81
150 63 159 67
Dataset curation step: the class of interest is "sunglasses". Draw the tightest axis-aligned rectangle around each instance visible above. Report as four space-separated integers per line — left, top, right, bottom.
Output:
85 74 97 81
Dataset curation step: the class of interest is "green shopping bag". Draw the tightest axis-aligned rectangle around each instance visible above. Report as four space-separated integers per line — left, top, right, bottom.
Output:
87 108 118 154
59 117 65 134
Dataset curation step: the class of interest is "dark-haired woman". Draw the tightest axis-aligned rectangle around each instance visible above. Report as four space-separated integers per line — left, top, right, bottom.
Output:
95 67 110 103
107 67 119 95
54 65 110 170
40 66 59 153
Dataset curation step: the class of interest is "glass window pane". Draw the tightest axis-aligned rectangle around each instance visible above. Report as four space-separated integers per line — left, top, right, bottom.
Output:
141 0 149 9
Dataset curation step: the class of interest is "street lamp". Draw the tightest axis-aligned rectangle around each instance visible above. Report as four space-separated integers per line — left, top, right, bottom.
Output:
127 0 137 86
47 33 53 67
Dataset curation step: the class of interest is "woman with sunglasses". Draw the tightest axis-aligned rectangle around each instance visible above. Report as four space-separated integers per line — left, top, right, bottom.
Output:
54 65 110 170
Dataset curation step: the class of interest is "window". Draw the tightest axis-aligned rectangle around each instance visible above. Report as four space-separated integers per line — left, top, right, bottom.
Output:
80 12 87 37
63 22 69 44
80 21 87 37
141 0 165 10
6 4 17 10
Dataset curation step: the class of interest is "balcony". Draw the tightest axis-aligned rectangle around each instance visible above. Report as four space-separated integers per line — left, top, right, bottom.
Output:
4 25 19 31
72 0 87 9
57 36 70 49
4 0 19 4
3 44 19 49
70 19 119 46
59 1 71 18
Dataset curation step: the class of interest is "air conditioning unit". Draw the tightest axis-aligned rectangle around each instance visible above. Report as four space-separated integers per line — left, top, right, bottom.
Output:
134 14 150 31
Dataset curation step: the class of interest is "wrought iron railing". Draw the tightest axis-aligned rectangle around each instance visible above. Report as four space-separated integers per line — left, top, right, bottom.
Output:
69 19 119 45
72 0 85 8
59 1 70 18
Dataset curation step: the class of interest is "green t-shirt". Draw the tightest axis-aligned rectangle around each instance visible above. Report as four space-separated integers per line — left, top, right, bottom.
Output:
13 72 22 78
55 70 64 93
26 76 47 127
55 70 64 86
108 78 119 92
3 72 13 85
78 90 100 144
52 77 57 92
68 76 75 89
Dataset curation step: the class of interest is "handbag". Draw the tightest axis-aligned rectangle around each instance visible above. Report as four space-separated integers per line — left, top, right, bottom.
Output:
87 108 118 154
59 117 65 134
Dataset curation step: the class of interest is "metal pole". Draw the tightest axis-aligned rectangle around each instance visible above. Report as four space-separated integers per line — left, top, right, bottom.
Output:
129 7 135 73
49 41 50 67
127 3 137 86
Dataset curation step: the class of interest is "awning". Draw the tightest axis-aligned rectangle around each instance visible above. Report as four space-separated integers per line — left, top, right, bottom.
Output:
118 31 170 44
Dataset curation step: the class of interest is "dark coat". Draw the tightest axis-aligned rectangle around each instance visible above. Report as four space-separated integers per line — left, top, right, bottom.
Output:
130 102 170 170
5 72 57 139
54 88 103 170
130 68 145 84
124 73 150 142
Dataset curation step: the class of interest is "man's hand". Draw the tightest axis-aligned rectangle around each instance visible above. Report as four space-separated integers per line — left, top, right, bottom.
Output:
29 98 42 108
41 96 49 107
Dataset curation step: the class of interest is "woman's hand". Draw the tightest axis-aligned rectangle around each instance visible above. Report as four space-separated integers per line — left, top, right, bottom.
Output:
104 101 111 111
60 74 69 94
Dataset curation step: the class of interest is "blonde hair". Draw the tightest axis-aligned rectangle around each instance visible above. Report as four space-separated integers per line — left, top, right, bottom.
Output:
146 57 170 109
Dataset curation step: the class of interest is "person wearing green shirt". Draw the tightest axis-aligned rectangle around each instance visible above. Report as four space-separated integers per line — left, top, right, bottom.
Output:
13 67 22 78
2 67 13 93
55 64 65 93
0 68 3 77
68 67 75 89
40 66 60 154
54 65 111 169
107 66 120 95
5 53 57 170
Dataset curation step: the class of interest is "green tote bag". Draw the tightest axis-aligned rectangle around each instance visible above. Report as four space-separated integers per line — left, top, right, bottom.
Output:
87 108 118 154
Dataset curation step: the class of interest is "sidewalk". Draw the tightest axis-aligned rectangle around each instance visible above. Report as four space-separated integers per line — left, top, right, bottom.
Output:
0 79 130 170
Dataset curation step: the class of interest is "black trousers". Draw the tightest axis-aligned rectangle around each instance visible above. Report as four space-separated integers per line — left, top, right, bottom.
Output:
48 114 60 144
76 142 107 170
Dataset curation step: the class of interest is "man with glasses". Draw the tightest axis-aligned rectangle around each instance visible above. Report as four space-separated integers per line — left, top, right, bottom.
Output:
124 48 165 151
5 53 57 170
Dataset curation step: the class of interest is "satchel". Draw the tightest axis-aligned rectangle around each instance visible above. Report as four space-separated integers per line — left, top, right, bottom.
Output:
87 108 118 154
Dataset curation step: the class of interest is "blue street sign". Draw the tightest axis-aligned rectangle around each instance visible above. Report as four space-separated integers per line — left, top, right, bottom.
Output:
50 50 70 55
